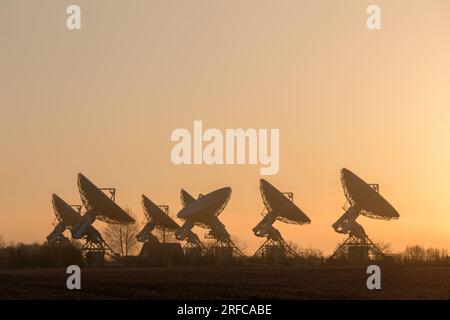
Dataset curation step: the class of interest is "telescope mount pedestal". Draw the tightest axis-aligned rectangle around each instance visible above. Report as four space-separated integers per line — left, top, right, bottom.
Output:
80 237 119 266
253 234 300 260
328 233 384 262
205 235 245 258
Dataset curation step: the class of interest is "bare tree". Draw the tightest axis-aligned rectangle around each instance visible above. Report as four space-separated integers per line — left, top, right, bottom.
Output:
290 242 324 262
403 245 426 262
400 245 449 264
0 236 5 265
288 241 300 255
231 236 249 255
374 240 392 254
200 236 248 256
103 209 140 256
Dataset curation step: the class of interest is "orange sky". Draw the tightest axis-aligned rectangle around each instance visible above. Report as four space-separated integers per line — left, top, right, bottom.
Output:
1 0 450 255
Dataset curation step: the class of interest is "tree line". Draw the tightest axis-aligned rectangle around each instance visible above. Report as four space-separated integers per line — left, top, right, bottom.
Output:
1 232 449 268
0 238 83 268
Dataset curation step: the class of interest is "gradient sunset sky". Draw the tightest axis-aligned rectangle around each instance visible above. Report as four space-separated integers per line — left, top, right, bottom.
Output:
1 0 450 255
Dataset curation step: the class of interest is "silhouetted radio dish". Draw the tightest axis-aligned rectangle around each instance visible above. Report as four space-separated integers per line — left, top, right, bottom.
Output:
341 168 399 220
47 194 82 244
77 173 134 224
48 194 114 260
178 188 245 258
176 187 241 257
51 194 82 227
142 195 179 231
180 189 196 208
72 174 134 240
138 194 203 251
260 179 311 224
137 194 182 248
253 179 311 259
329 168 400 261
177 187 231 222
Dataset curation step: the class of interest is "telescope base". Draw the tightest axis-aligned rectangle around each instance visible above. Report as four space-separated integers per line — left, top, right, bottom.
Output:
205 238 246 259
253 236 300 262
328 234 385 262
80 239 118 266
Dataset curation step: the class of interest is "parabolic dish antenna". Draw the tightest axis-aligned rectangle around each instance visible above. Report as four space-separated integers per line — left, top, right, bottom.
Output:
177 187 231 223
137 194 202 250
175 187 232 254
137 194 190 263
47 194 83 244
180 189 196 208
178 188 245 258
341 168 399 220
253 179 311 259
329 168 400 261
71 174 134 239
52 194 82 227
77 173 134 224
137 195 180 243
142 195 179 231
260 179 311 225
47 194 116 259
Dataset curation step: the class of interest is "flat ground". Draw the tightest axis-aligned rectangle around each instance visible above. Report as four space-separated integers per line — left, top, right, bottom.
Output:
0 266 449 299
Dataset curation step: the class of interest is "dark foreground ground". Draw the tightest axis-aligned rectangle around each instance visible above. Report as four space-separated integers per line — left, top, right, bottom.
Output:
0 266 449 299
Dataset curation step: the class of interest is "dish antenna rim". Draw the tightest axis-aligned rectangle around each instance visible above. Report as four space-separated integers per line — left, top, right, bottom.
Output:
77 173 135 224
340 168 399 221
141 194 179 231
259 179 311 225
51 193 83 228
177 187 232 222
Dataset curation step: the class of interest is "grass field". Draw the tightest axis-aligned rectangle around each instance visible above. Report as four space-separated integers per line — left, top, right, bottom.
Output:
0 266 449 299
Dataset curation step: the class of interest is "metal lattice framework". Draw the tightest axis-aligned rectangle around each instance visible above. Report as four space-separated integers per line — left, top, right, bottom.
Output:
328 233 384 261
80 236 119 259
253 232 300 259
182 236 206 253
204 232 246 257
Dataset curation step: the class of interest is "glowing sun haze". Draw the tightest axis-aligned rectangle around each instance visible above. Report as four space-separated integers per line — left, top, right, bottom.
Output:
1 0 450 255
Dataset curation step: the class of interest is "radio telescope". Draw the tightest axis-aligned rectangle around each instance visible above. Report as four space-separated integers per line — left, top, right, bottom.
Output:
179 188 245 258
329 168 400 261
136 195 187 265
137 195 177 244
138 195 201 251
253 179 311 260
71 173 134 240
175 187 241 259
47 194 117 261
47 194 83 246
